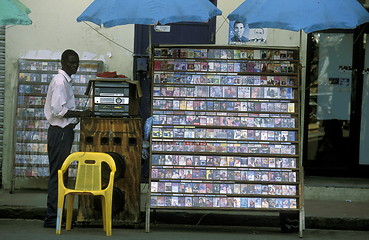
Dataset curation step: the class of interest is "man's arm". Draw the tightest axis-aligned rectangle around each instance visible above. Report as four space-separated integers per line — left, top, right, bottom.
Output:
63 109 93 118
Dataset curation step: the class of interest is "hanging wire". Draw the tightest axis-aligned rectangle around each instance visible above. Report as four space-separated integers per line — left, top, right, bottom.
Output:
353 23 368 45
6 21 135 54
215 14 230 34
83 22 134 55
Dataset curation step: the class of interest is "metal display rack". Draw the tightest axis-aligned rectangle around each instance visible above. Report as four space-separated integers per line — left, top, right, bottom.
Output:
146 45 304 237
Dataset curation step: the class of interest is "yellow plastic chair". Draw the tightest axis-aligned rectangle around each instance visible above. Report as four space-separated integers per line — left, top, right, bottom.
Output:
56 152 116 236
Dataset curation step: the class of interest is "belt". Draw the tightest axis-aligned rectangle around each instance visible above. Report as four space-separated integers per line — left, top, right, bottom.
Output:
65 123 77 129
50 123 76 129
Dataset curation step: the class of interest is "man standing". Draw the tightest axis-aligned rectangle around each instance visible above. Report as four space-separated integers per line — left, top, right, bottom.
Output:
43 49 92 228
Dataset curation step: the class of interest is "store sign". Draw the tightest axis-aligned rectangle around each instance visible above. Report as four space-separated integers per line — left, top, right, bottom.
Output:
154 26 171 32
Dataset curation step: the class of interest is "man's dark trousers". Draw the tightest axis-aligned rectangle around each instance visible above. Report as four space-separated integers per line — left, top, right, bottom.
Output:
44 125 74 226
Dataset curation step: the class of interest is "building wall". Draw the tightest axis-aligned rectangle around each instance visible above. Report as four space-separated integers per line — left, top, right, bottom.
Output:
2 0 304 189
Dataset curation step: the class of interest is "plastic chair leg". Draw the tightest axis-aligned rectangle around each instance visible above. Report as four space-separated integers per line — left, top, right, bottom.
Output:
103 195 113 236
101 196 106 232
107 205 112 236
56 194 65 234
66 194 75 231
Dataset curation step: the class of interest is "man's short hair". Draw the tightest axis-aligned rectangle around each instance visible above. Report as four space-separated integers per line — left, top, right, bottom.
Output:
61 49 78 62
234 21 244 27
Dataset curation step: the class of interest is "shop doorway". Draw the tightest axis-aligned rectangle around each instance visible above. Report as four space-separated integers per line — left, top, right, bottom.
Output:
305 26 369 177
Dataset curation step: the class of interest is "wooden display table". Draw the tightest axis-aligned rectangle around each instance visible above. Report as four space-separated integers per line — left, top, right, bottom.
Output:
78 117 142 225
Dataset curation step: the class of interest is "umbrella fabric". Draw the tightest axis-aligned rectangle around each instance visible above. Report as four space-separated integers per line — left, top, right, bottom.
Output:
0 0 32 26
228 0 369 33
77 0 222 27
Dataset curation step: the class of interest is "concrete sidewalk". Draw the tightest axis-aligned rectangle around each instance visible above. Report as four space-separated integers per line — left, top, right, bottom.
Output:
0 187 368 231
2 219 369 240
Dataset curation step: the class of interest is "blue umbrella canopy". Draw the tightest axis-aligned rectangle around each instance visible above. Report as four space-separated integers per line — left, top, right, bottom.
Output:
0 0 32 26
228 0 369 33
77 0 222 27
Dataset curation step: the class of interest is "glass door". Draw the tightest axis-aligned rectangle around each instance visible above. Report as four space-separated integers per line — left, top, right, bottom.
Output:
306 33 354 176
359 34 369 166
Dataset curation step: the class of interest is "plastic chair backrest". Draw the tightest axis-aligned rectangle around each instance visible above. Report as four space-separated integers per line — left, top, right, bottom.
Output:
61 152 116 191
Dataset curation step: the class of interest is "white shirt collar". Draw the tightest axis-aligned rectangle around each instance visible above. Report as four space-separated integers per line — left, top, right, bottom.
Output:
58 69 72 82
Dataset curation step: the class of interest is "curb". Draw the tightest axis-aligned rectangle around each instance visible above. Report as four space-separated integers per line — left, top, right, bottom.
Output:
1 206 368 231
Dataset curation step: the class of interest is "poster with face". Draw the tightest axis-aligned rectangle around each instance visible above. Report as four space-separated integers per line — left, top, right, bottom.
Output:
248 28 267 43
229 20 249 44
229 21 267 44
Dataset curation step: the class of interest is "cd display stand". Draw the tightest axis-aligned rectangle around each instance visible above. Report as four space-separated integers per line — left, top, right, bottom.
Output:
146 45 304 237
14 59 103 178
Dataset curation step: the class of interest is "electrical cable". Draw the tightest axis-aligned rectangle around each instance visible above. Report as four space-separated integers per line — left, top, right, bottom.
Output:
83 21 134 55
215 15 230 35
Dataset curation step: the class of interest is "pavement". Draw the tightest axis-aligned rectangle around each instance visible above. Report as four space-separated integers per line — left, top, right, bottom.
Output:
1 219 369 240
0 177 369 234
0 177 369 232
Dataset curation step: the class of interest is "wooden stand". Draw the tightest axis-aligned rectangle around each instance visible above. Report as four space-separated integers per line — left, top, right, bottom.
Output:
78 117 142 225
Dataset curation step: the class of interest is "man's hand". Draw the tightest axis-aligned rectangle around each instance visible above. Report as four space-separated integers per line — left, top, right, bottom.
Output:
80 109 93 117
